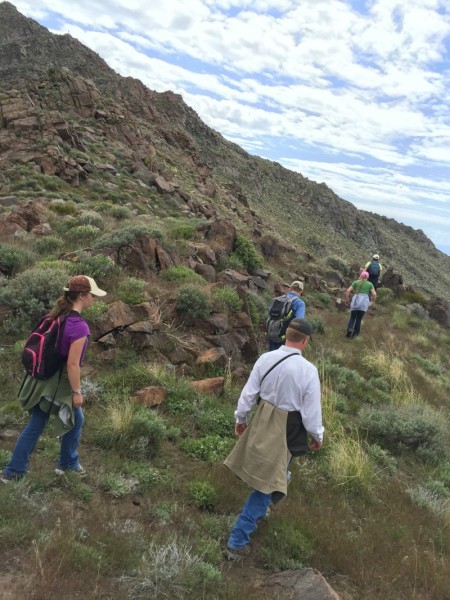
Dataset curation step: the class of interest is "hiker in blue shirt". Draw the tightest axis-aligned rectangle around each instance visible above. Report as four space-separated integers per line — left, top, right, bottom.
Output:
364 254 383 291
267 281 306 351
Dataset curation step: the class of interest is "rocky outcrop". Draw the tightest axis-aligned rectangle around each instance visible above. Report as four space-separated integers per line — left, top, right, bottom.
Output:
257 569 341 599
427 297 450 328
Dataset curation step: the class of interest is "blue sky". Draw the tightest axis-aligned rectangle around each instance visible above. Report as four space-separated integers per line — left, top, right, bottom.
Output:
15 0 450 255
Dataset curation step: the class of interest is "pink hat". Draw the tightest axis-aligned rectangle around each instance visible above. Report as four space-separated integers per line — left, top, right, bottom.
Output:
360 271 369 279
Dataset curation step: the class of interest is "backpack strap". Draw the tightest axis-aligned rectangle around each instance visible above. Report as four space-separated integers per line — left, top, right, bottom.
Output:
257 352 298 405
261 352 298 383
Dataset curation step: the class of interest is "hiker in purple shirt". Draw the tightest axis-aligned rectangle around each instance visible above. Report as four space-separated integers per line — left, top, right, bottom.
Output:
2 275 107 483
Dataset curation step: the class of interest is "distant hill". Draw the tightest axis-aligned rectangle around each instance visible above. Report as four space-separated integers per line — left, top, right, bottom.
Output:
0 0 449 301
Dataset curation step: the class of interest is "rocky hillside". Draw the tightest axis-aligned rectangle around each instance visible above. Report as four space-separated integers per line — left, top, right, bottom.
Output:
0 1 449 304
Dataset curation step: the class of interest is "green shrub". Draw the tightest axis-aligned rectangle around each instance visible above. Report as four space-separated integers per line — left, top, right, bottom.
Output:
160 266 204 284
188 480 217 510
118 277 147 304
0 244 34 275
211 287 243 313
411 353 444 376
176 285 211 318
164 382 201 415
94 224 162 249
93 403 166 459
376 287 394 305
315 292 332 306
49 201 77 215
367 444 397 472
99 474 138 498
224 253 245 271
247 292 267 326
67 251 115 280
360 404 446 460
231 233 264 272
66 224 101 242
400 290 428 306
326 256 349 275
261 521 313 570
109 206 131 220
310 316 325 333
0 267 68 330
319 359 387 404
33 236 64 255
167 223 196 240
196 404 235 437
181 435 234 462
77 212 104 228
125 540 221 599
82 300 108 324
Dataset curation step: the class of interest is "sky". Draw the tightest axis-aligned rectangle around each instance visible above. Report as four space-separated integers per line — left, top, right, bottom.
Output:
13 0 450 255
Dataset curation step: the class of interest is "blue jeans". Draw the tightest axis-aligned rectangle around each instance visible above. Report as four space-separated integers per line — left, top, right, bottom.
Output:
227 490 272 549
3 405 84 477
347 310 365 337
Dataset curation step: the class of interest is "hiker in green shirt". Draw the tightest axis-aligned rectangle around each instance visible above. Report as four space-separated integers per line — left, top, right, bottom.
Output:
345 271 376 338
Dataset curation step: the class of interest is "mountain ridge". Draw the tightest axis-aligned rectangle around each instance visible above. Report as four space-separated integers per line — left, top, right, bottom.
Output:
0 1 449 302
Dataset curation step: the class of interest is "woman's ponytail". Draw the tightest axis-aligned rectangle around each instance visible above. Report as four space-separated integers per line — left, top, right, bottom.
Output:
49 292 77 320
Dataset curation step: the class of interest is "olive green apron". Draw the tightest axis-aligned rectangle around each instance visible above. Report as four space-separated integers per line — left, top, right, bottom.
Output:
224 400 290 497
18 367 75 437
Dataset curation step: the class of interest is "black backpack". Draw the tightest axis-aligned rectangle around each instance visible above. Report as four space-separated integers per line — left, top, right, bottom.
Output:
367 261 380 277
22 313 72 379
266 294 294 343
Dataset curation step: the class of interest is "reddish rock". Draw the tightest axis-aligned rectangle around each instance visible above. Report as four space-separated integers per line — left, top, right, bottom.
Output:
130 302 161 325
232 311 252 329
258 568 341 599
196 347 227 366
95 301 136 337
205 218 236 254
117 234 175 275
154 175 175 194
187 242 217 265
131 386 167 407
194 263 216 282
189 377 224 396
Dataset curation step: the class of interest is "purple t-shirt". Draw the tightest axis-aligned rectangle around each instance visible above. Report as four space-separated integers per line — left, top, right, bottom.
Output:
59 314 90 364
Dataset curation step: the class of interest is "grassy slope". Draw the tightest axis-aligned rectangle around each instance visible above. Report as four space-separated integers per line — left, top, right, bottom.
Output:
0 287 449 600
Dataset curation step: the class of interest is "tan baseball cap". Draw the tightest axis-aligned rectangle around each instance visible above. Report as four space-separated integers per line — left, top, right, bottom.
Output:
64 275 107 297
290 280 304 291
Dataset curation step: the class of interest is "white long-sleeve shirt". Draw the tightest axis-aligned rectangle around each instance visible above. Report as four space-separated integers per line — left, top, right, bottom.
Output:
234 345 324 442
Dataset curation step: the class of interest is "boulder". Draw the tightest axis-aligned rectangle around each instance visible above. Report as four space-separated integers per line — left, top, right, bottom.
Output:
189 377 224 396
323 271 344 288
154 175 175 194
427 297 450 328
130 302 161 325
196 347 227 367
381 267 404 296
231 311 253 329
94 301 136 337
257 568 341 599
194 313 229 335
194 263 216 282
205 218 236 254
187 242 217 265
131 386 166 407
220 269 250 286
117 233 175 275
